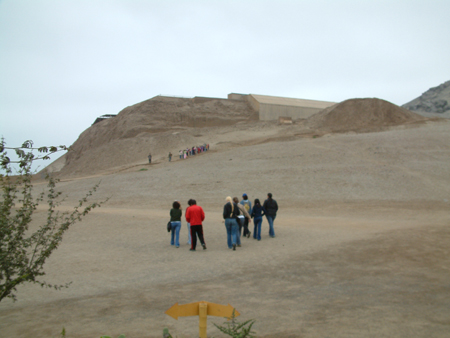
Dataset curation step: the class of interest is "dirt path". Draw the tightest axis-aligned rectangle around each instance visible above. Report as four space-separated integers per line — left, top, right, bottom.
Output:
1 204 449 338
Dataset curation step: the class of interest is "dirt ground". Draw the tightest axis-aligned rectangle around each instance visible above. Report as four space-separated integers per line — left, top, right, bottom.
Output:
1 118 450 337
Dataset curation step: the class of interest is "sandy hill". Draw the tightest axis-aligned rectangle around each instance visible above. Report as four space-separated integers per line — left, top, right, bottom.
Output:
48 97 429 178
54 96 257 177
402 80 450 118
307 98 427 133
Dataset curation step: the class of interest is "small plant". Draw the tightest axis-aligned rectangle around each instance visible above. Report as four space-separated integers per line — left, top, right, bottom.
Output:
213 309 256 338
163 327 173 338
100 335 125 338
139 168 148 171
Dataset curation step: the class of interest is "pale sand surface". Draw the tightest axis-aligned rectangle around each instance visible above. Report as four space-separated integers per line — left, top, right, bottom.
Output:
1 120 450 337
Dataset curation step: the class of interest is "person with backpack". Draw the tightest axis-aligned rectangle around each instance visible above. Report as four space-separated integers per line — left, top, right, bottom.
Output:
233 197 251 247
240 194 252 238
263 193 278 238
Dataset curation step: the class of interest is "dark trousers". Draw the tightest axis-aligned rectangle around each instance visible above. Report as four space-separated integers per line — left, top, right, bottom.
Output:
243 218 250 236
190 225 205 250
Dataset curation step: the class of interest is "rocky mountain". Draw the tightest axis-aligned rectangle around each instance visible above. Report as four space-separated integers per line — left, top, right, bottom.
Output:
402 80 450 117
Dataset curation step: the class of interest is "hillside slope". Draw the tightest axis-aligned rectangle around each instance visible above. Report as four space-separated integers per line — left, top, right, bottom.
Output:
46 97 434 178
55 96 257 177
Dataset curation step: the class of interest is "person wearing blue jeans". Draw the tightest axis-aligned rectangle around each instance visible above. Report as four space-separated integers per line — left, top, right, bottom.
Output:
251 198 265 241
225 218 239 249
223 196 241 250
263 193 278 238
170 201 182 248
266 215 276 237
253 217 263 240
170 221 181 247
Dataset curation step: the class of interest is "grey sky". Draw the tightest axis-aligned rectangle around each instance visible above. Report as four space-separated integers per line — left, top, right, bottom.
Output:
1 0 449 164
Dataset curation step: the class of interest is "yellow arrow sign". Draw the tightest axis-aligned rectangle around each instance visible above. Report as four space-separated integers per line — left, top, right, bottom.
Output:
165 301 240 319
165 302 199 319
165 301 240 338
206 302 239 318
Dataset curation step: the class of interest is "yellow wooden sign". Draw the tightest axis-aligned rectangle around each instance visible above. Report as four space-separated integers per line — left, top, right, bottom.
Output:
165 301 240 338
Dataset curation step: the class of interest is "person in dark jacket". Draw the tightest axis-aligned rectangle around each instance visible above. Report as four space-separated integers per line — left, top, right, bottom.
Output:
223 196 240 250
263 193 278 238
251 198 265 241
240 194 252 238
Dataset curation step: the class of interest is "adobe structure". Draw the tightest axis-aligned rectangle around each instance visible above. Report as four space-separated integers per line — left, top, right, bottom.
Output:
91 93 337 124
228 93 336 120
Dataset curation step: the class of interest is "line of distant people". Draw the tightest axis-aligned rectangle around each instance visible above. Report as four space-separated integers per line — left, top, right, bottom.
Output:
178 144 209 160
148 144 210 163
168 193 278 251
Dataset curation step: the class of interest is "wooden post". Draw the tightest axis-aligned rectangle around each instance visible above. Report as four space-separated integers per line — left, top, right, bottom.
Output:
199 302 207 338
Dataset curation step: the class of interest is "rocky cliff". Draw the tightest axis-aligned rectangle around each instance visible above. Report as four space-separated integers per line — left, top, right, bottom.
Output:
403 80 450 116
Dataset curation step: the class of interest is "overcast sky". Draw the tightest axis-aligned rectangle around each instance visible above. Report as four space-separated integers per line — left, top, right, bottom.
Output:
1 0 449 165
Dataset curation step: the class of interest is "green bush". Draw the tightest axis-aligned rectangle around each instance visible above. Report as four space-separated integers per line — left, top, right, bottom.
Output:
214 309 256 338
0 139 107 302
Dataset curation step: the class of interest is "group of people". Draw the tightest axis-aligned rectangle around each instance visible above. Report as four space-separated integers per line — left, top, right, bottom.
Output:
178 144 209 160
148 144 210 164
169 199 206 250
168 193 278 251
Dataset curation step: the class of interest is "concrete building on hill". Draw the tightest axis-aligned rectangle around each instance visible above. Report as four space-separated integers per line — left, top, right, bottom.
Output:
228 93 336 121
91 93 336 124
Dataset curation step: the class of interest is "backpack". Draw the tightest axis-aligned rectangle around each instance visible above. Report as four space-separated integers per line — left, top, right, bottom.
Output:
229 203 240 218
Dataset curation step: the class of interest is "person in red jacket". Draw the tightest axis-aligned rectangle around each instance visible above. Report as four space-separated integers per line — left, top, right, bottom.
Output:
185 199 206 251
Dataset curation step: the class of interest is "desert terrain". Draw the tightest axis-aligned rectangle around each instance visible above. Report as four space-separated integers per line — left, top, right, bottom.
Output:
1 97 450 337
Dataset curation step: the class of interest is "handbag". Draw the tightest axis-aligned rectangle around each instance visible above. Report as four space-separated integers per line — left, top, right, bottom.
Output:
167 221 172 232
